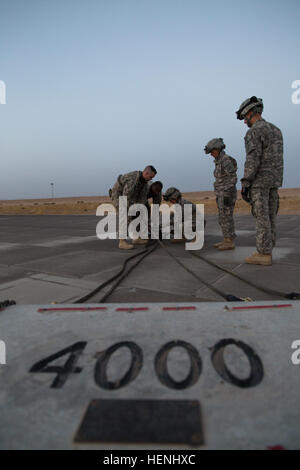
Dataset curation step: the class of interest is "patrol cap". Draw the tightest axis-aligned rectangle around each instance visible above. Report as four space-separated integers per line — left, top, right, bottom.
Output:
163 187 182 202
236 96 263 120
204 138 225 154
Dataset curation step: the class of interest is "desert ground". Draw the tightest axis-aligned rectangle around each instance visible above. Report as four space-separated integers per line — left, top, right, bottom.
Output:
0 188 299 215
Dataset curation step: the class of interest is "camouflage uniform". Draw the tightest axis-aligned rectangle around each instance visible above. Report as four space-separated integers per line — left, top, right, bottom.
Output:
178 199 197 232
110 171 149 209
145 183 162 220
110 170 150 236
169 199 199 238
242 119 283 254
147 184 162 206
214 150 237 239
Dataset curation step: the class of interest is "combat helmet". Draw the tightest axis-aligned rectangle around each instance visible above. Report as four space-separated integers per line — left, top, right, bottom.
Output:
236 96 263 120
163 187 182 202
204 138 225 154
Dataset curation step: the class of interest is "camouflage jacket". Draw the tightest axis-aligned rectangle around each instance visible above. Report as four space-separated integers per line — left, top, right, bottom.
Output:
147 183 162 206
242 119 283 189
179 199 197 214
170 199 198 228
214 151 237 195
110 171 149 206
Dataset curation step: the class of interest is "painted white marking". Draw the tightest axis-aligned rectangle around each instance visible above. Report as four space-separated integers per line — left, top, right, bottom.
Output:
33 236 97 247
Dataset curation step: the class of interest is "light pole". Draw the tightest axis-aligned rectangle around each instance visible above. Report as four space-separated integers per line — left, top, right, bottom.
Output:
50 182 54 199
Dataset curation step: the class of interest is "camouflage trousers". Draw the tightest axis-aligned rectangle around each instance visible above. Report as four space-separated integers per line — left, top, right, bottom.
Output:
216 190 237 239
250 187 279 254
109 195 149 238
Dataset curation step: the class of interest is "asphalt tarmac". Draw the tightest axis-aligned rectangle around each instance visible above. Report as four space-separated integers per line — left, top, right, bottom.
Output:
0 214 299 304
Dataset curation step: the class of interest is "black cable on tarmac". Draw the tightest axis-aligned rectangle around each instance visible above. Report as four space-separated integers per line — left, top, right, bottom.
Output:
75 241 159 304
189 251 300 300
0 299 16 310
97 241 159 303
158 241 243 302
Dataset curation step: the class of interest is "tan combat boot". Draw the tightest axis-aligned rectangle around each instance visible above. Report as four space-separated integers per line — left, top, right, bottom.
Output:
245 251 272 266
132 238 148 246
119 239 134 250
214 239 226 248
217 238 235 251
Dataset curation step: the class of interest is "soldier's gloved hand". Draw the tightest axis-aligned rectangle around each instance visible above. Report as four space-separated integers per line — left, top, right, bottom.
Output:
241 186 251 203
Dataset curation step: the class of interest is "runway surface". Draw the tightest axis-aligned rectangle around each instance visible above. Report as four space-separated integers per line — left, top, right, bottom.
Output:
1 215 300 450
0 214 299 303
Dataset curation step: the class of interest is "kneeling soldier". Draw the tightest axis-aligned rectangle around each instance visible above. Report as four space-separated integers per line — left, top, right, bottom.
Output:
163 187 201 243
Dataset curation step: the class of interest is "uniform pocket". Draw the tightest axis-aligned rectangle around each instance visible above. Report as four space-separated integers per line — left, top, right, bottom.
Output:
223 196 232 207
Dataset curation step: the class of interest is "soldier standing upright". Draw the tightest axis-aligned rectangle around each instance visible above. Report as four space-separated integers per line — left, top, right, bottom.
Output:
204 138 237 250
236 96 284 265
109 165 157 249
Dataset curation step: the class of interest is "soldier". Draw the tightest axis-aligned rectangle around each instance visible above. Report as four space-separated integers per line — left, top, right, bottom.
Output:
163 187 202 243
109 165 157 249
145 180 163 220
147 181 163 206
138 181 163 238
204 138 237 250
236 96 284 266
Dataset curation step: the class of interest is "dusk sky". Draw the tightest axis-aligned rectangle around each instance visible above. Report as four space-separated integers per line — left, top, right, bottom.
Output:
0 0 299 199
